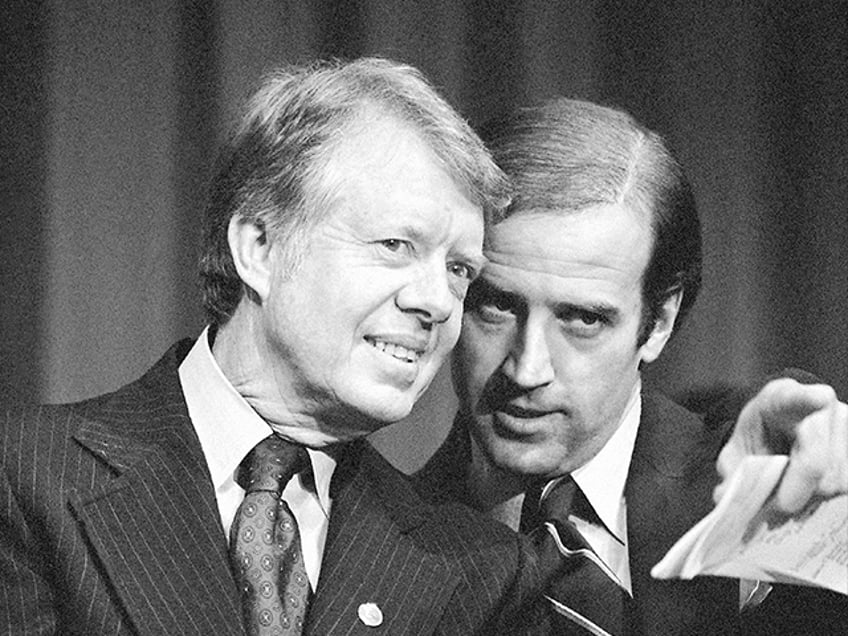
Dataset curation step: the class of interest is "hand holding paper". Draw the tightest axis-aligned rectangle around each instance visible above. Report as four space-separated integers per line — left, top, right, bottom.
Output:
653 455 848 594
715 377 848 513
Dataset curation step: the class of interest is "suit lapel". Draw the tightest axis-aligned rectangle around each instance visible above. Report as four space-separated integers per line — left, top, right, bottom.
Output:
626 393 718 573
306 443 458 635
69 344 245 636
625 391 737 634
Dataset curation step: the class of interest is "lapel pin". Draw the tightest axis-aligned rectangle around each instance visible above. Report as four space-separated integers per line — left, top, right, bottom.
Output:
357 602 383 627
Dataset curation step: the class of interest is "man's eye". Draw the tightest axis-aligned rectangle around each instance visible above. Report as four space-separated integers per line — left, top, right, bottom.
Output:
476 303 515 322
380 239 406 252
560 309 607 336
577 312 600 325
465 282 515 314
467 292 516 323
489 298 515 313
448 261 476 281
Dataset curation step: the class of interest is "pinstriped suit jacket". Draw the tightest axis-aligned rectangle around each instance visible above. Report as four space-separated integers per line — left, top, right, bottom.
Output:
0 341 539 635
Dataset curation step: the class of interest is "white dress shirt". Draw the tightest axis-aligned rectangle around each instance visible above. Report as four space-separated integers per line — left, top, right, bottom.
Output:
563 383 641 594
178 328 336 591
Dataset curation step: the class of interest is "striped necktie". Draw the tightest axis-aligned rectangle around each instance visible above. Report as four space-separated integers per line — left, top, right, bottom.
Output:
526 476 629 636
230 436 311 635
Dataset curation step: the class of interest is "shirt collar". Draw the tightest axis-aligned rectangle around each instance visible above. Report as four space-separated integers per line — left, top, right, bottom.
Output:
178 327 336 512
569 381 641 544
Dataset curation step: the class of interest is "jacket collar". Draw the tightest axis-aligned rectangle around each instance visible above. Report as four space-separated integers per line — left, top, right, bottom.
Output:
68 340 245 636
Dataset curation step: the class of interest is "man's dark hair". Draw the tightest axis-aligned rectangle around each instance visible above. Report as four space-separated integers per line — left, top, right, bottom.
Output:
479 97 702 344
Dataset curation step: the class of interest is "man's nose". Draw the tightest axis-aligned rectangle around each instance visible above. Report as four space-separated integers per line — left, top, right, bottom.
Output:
502 319 555 389
395 264 454 325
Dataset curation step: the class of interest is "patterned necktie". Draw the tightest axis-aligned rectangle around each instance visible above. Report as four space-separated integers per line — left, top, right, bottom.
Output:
230 436 311 635
526 476 629 636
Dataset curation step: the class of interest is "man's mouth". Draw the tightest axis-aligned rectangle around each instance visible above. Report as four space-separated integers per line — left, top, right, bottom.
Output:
498 403 551 418
365 337 425 363
490 404 562 438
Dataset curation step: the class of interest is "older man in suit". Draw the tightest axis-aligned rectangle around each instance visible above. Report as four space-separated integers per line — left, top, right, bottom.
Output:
416 97 848 635
0 58 538 635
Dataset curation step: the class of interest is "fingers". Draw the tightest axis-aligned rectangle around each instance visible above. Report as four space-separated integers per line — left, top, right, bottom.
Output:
774 401 848 513
712 480 728 506
729 379 834 458
713 442 742 504
711 386 778 505
713 378 846 510
753 379 836 437
818 401 848 497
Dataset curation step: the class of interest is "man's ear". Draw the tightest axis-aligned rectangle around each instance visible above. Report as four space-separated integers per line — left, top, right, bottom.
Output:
228 215 273 301
638 290 683 364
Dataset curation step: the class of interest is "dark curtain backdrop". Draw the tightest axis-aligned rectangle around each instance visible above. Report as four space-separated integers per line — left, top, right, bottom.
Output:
3 1 846 473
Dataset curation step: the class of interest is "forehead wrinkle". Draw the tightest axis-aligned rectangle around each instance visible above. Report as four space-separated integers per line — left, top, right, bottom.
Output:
483 247 634 279
404 211 485 263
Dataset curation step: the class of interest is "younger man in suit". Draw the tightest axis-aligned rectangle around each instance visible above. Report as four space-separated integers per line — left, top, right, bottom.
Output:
417 97 848 634
0 58 538 635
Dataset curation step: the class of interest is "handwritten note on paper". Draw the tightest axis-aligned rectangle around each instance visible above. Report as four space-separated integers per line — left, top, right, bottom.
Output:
652 455 848 595
718 495 848 590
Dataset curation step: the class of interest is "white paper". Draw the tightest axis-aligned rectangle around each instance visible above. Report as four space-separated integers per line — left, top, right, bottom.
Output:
652 455 848 595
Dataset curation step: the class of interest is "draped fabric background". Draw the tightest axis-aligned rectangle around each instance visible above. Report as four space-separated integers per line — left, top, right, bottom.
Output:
3 1 846 473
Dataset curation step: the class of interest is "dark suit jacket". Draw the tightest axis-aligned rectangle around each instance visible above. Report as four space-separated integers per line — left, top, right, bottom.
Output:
415 391 847 635
0 341 539 635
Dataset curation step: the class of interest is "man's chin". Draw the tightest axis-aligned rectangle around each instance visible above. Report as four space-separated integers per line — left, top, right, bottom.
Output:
352 391 417 428
484 436 559 479
371 369 440 415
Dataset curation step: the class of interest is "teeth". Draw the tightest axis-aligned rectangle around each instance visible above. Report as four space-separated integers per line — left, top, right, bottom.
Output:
367 338 421 363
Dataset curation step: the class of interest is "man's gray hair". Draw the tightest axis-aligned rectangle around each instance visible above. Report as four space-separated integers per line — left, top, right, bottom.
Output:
200 57 510 326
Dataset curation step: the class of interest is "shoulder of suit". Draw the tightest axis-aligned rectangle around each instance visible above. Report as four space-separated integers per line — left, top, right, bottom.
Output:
1 339 194 463
640 390 709 435
637 390 725 477
357 440 524 555
64 339 194 417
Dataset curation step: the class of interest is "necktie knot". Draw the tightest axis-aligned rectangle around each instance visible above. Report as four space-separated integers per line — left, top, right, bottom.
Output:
540 475 597 527
236 436 308 495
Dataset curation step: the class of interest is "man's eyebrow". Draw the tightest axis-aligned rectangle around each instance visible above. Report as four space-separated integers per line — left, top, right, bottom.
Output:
398 224 486 266
553 300 620 321
466 277 522 305
373 222 421 243
469 276 502 294
401 224 425 242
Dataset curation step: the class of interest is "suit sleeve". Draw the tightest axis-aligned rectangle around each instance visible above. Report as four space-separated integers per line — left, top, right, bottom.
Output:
741 584 848 635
